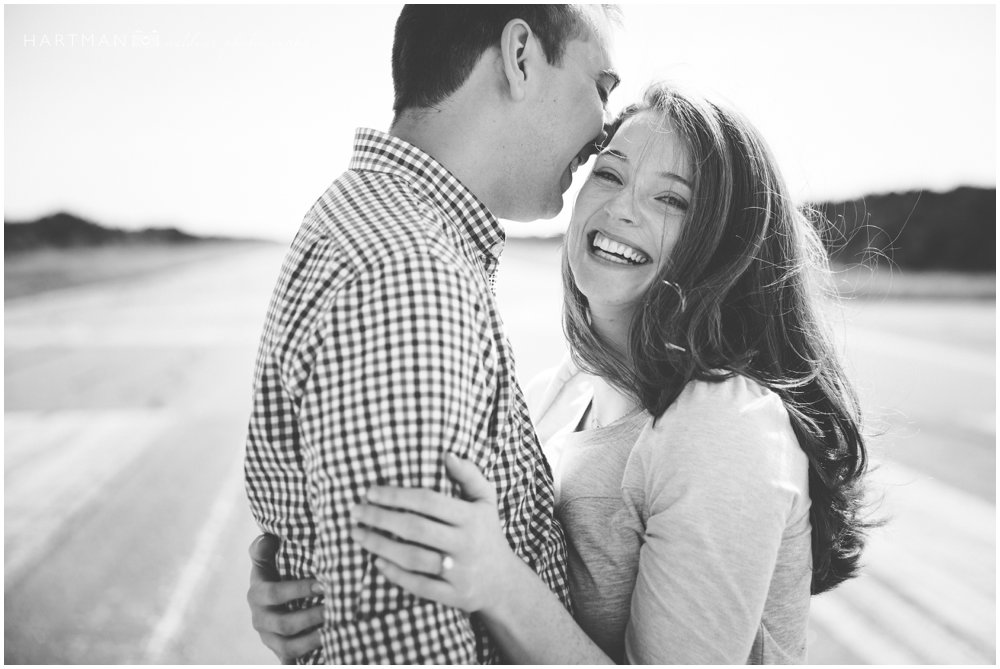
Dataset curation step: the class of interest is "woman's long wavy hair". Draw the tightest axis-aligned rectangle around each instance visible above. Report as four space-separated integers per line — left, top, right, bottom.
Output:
562 83 874 594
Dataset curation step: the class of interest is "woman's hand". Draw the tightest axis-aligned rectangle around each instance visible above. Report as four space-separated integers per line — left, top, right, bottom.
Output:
351 453 521 614
247 534 324 664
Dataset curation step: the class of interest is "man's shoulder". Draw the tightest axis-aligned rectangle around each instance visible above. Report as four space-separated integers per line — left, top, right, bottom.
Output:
263 170 487 344
304 168 460 270
266 172 487 332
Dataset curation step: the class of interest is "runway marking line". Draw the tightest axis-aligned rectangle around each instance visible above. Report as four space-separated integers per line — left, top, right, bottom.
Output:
142 457 245 663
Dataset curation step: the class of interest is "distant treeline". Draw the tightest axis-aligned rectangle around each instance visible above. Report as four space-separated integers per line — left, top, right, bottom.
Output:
809 186 995 272
4 212 235 254
6 189 996 271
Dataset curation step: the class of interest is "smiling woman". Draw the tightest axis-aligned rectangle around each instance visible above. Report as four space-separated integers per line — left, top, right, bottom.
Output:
565 111 693 310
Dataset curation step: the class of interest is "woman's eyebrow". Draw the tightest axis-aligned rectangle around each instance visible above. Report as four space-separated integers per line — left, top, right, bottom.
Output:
599 148 629 161
599 149 692 188
659 171 692 188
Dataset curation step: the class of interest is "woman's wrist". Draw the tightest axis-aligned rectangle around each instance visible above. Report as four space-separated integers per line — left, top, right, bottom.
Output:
474 550 615 665
478 550 539 621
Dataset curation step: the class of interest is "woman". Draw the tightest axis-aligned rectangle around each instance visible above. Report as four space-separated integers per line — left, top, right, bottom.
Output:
248 83 873 663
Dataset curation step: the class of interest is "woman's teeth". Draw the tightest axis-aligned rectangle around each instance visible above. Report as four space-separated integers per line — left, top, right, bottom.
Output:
591 232 650 265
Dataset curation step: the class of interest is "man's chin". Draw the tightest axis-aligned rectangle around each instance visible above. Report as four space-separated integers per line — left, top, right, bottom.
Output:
504 195 564 222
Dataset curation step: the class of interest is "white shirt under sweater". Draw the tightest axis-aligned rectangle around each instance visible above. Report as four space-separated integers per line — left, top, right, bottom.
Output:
525 358 812 664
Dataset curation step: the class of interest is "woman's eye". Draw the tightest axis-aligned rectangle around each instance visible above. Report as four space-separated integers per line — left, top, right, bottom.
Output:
658 194 689 212
592 169 622 185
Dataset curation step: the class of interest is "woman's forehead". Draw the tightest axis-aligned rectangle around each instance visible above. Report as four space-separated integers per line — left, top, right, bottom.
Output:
607 113 692 178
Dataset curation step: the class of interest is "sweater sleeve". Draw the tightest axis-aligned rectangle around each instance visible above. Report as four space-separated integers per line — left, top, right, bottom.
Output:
622 376 808 664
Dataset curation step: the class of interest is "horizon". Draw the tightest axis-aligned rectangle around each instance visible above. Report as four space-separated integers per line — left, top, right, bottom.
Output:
5 4 995 241
5 183 996 242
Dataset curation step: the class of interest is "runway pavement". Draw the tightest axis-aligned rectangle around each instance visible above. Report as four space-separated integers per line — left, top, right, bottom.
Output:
4 241 995 663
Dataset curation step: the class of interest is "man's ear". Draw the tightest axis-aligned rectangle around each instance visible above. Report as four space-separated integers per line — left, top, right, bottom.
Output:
499 19 536 102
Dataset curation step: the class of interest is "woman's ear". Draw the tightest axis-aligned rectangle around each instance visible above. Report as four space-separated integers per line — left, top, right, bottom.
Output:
499 19 534 102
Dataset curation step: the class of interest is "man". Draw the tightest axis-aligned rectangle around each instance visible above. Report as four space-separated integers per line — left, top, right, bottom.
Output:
244 5 619 663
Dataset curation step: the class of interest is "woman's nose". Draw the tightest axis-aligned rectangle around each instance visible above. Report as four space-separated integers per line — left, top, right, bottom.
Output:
604 191 636 225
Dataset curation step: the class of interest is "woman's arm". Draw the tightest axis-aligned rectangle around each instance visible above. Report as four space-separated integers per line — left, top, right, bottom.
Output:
622 378 810 663
351 454 614 665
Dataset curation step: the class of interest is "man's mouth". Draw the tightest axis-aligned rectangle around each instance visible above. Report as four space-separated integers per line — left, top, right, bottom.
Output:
589 231 651 266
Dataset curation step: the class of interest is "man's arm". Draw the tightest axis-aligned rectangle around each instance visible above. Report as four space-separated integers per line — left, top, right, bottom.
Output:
247 535 323 664
299 249 498 663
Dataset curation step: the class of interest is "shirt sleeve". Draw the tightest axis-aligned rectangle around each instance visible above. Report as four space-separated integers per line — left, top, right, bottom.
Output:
623 377 808 664
298 249 498 664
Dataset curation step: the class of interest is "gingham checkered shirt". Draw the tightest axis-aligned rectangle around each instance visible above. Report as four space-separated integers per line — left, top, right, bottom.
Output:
245 128 570 664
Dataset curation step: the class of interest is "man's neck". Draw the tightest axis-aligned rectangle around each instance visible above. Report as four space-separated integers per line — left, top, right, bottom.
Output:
390 99 507 215
390 110 480 177
389 48 520 220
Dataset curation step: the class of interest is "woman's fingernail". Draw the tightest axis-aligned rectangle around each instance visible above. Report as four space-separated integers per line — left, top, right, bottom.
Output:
311 582 324 596
366 488 381 503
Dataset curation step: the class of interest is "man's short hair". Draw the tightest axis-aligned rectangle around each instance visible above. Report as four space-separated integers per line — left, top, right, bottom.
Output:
391 5 597 113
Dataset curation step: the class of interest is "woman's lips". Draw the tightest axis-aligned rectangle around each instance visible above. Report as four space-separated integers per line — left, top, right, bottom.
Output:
589 230 651 265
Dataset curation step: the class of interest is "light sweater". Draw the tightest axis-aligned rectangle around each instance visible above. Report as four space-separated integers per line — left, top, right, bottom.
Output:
526 359 812 664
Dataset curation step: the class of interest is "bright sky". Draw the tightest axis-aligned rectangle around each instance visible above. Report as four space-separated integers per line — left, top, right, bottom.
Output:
4 3 996 241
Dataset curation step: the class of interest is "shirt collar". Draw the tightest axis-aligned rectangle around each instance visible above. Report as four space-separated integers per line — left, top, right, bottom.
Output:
349 128 506 270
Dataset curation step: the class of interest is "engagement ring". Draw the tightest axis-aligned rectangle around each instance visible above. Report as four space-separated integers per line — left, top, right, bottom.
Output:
439 554 455 576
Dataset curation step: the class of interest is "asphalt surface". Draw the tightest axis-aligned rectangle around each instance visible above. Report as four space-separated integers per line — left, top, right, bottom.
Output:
4 241 995 664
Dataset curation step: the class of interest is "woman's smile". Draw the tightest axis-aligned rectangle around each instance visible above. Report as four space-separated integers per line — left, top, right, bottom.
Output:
588 230 651 266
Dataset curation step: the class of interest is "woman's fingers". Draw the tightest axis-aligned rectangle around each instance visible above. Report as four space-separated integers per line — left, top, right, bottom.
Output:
444 453 497 503
348 459 507 615
351 525 445 576
353 501 456 551
362 455 495 520
364 485 467 525
374 558 462 610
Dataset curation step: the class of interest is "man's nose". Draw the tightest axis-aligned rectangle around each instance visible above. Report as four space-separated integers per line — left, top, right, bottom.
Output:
598 116 612 146
596 115 615 150
578 122 612 165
